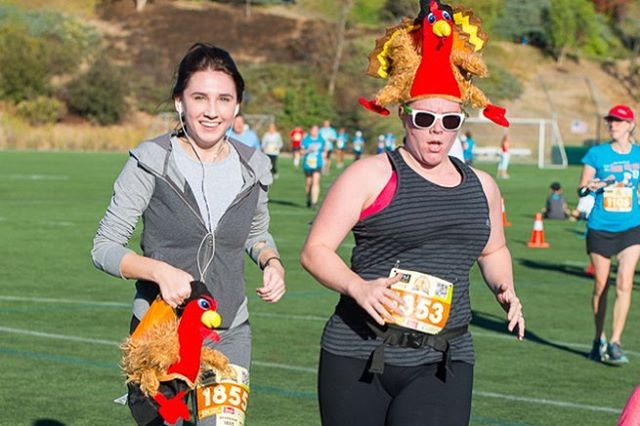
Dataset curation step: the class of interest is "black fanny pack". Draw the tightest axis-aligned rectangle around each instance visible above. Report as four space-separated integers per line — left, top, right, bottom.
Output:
366 321 468 375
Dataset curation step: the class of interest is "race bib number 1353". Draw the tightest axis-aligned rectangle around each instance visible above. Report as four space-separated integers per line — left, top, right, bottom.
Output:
387 268 454 335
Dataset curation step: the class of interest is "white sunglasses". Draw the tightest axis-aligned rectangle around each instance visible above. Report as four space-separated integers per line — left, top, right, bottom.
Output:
403 106 465 131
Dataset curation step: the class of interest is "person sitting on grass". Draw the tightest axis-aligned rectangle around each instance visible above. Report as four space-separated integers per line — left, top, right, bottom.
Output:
542 182 570 220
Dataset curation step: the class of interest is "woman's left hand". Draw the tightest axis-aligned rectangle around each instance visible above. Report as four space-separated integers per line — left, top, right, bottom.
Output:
495 283 525 340
257 260 286 303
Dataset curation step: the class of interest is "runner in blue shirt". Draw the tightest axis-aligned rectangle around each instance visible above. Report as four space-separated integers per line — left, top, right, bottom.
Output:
384 132 396 152
578 104 640 365
352 130 365 161
320 120 337 174
462 131 475 165
336 128 349 169
227 115 261 150
302 125 326 209
376 134 386 154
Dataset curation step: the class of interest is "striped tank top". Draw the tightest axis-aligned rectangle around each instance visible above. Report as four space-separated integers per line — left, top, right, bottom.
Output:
320 149 491 366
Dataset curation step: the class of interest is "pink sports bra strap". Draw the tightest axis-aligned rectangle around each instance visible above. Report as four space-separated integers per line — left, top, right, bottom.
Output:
359 170 398 221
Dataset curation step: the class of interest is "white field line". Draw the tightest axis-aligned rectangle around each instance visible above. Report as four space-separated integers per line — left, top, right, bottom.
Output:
0 324 623 414
41 221 74 227
2 174 69 181
0 326 119 347
0 295 130 307
0 295 637 357
473 391 620 414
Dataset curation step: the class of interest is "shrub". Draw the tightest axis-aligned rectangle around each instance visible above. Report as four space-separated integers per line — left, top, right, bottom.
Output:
380 0 419 21
476 63 524 102
0 6 101 103
130 74 173 114
0 25 50 102
65 57 128 125
0 4 99 75
16 96 67 125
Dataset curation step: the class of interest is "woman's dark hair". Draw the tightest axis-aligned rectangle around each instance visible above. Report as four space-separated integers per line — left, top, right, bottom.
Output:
171 43 245 102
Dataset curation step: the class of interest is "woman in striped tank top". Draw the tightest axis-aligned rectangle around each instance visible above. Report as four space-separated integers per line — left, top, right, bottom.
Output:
301 95 525 426
301 2 524 424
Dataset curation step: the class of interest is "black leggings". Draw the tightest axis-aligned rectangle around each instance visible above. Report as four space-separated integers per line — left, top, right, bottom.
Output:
318 349 473 426
267 154 278 174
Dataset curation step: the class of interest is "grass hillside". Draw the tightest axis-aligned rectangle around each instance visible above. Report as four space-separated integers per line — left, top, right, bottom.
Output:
0 0 638 152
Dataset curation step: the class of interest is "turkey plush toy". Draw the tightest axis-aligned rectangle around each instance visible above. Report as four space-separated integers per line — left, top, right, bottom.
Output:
359 0 509 127
121 281 231 425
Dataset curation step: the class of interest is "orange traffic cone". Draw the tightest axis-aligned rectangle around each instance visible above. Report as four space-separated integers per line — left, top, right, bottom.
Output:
585 261 595 277
502 197 512 227
527 213 550 248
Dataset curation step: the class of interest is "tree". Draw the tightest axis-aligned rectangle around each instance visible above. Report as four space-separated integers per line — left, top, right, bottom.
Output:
548 0 612 63
328 0 354 96
495 0 551 47
591 0 631 22
548 0 578 63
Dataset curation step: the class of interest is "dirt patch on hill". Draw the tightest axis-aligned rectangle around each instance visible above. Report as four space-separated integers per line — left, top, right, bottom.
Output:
98 0 331 83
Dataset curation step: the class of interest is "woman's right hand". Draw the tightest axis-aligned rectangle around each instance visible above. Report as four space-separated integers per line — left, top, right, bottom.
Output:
348 274 405 326
153 263 194 308
586 178 611 192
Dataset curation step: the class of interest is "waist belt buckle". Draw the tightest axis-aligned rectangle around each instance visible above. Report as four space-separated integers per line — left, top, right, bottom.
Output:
404 331 425 349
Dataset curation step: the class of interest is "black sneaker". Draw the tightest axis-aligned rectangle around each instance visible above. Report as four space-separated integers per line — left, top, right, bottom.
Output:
587 338 608 362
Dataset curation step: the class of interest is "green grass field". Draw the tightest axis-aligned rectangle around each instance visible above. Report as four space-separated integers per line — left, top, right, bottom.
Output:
1 150 639 425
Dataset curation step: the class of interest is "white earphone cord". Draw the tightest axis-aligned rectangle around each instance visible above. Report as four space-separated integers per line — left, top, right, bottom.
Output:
177 111 218 281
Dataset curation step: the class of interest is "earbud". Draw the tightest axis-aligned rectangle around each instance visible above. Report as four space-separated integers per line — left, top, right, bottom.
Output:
234 104 240 117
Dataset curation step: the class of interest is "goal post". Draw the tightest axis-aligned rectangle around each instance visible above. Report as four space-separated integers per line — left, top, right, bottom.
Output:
463 114 568 169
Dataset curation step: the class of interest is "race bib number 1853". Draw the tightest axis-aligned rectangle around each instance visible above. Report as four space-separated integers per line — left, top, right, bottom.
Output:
387 268 454 335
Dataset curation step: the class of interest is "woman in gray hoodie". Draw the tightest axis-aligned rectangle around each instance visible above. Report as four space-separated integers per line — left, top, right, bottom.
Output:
92 43 285 425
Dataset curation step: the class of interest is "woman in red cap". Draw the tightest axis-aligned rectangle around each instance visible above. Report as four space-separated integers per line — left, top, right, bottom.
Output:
301 1 524 424
578 104 639 365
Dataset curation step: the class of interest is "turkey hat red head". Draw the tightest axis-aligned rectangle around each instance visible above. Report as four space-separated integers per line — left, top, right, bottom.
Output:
359 0 509 127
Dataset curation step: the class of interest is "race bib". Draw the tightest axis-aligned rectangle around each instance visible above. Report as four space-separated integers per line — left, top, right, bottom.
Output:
387 268 454 335
195 364 250 425
603 187 632 212
304 155 318 169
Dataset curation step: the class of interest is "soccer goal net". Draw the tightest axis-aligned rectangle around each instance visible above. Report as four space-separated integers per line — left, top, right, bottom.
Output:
462 114 568 169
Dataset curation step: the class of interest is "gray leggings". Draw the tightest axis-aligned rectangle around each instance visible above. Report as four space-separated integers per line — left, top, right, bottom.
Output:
196 321 252 425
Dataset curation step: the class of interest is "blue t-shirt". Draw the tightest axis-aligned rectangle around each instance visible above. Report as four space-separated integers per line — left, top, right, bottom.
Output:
227 128 261 151
302 135 326 172
319 126 337 152
582 143 640 232
385 133 396 151
352 135 365 153
463 137 475 161
336 132 349 150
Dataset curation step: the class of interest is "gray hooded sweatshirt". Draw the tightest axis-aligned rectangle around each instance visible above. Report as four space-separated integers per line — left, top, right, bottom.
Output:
91 132 278 328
